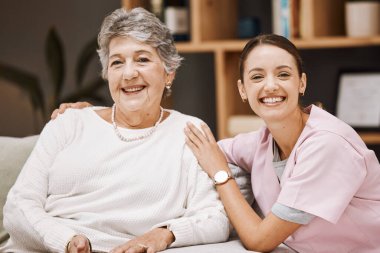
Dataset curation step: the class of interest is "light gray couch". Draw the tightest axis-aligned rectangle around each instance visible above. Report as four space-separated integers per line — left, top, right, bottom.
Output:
0 136 294 253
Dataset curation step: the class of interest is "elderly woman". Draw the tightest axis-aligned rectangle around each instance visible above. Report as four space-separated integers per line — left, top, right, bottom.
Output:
1 7 229 253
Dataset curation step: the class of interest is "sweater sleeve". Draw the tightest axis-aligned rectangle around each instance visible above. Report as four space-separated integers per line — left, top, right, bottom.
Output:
3 111 80 252
153 147 230 247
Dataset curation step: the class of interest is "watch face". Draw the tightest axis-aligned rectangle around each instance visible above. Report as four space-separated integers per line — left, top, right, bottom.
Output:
214 171 229 183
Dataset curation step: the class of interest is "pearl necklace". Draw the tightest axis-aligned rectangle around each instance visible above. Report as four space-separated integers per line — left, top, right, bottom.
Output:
111 104 164 142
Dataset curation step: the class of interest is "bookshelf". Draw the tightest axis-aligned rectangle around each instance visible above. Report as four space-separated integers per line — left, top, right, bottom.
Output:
122 0 380 145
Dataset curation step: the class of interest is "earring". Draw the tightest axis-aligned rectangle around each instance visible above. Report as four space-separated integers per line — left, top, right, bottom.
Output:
165 82 172 97
300 92 305 97
242 97 247 103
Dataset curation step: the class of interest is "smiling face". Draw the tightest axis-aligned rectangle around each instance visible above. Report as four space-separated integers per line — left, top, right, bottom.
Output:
238 44 306 123
107 36 174 113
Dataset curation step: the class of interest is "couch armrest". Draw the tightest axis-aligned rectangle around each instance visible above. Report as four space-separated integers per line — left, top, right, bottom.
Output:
0 230 9 245
0 135 39 244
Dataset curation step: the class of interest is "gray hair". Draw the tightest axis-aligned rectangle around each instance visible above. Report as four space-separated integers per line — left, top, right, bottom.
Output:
97 7 183 79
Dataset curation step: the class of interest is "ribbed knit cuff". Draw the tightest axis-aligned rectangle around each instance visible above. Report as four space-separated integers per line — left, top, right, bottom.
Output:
34 220 76 252
167 219 194 248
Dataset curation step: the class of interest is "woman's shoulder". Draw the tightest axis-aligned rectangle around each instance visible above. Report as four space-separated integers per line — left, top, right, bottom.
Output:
296 129 366 165
44 107 97 134
166 110 205 126
218 127 269 147
304 105 367 152
217 127 269 169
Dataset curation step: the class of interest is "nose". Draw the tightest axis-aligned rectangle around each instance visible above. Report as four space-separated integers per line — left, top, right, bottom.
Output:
122 62 138 80
263 76 279 93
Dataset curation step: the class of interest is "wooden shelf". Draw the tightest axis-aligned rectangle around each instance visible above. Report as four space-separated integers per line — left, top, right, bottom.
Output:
293 36 380 49
359 132 380 145
176 36 380 53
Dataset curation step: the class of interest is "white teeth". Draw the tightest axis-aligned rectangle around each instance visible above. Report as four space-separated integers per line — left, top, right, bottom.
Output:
124 87 144 92
262 97 284 103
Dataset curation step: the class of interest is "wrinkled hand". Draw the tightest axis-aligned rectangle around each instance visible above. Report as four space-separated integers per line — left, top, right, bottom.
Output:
51 101 92 119
185 122 229 177
67 234 91 253
110 228 174 253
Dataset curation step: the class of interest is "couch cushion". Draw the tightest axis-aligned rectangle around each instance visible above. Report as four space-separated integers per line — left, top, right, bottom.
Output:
0 135 38 242
164 240 295 252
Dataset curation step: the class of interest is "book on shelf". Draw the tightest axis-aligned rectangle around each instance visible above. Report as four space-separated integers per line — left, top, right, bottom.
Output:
272 0 299 39
299 0 345 39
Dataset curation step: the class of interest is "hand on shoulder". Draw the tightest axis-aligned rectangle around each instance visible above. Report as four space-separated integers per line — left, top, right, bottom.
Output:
51 101 93 120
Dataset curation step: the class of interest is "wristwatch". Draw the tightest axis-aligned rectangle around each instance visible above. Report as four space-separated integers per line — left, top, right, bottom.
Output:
213 170 233 185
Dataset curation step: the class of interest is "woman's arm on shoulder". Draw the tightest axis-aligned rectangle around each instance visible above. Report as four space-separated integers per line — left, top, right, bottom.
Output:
184 122 301 251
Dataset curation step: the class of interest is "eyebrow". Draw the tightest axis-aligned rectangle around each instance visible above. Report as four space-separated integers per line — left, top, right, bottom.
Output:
109 50 153 59
248 65 292 74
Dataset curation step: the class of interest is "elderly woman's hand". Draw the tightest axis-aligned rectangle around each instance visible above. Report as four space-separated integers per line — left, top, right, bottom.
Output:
185 122 229 178
51 101 92 120
110 228 174 253
66 234 91 253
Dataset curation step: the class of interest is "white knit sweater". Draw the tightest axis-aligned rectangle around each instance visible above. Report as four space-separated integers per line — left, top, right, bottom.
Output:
1 108 229 253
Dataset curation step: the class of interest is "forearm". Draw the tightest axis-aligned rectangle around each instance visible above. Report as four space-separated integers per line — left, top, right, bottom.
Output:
216 175 300 252
4 191 76 252
154 208 229 247
216 178 271 250
185 121 301 251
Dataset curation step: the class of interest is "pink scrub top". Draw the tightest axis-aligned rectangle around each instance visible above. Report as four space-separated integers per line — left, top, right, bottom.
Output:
219 105 380 252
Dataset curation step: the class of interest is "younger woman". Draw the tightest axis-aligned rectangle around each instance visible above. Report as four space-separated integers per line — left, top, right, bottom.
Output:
185 34 380 253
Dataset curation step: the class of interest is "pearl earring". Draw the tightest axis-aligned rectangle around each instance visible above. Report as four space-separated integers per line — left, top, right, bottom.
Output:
165 82 172 97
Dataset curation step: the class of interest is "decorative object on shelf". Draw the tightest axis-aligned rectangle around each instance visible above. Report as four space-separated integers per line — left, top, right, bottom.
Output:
336 71 380 128
345 0 380 37
164 0 190 41
238 17 261 39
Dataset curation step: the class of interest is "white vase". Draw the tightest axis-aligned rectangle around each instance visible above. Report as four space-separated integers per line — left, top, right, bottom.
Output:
345 1 380 37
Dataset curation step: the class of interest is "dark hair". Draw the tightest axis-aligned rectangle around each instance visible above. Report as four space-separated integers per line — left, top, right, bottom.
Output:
239 34 303 82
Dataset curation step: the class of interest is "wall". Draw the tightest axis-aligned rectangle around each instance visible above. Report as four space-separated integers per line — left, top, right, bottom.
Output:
0 0 120 136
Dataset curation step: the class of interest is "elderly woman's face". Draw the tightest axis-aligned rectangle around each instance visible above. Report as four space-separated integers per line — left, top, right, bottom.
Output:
107 36 173 112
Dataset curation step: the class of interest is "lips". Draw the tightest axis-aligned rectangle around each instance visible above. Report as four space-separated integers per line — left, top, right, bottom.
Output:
121 85 146 94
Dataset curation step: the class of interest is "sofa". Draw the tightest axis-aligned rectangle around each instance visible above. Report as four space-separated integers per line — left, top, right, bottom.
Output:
0 136 294 253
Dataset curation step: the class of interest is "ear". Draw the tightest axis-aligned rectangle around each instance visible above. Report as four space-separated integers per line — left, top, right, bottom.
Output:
237 79 247 101
299 73 307 94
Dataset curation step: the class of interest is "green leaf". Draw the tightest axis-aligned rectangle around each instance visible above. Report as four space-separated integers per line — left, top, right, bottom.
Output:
45 27 65 99
0 63 45 114
59 77 106 105
75 37 98 87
